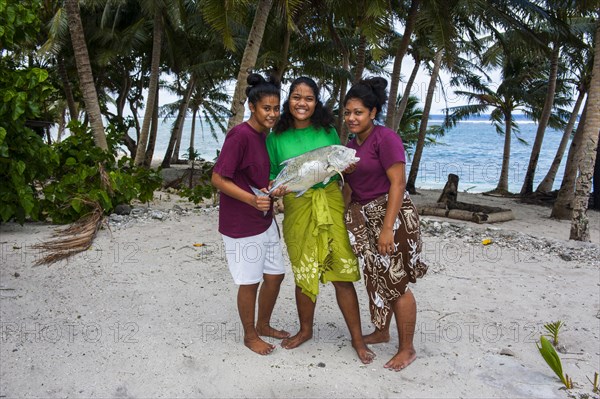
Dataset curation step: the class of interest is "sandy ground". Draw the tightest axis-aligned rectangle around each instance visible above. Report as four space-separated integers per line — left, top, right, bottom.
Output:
1 189 599 398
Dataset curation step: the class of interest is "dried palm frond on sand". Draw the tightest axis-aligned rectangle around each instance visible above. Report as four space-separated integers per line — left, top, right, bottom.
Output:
33 201 105 265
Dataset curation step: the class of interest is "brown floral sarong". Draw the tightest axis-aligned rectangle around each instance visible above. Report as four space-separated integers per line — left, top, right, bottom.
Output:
345 192 427 329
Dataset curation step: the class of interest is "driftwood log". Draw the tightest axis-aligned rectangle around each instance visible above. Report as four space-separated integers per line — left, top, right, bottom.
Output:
419 174 515 224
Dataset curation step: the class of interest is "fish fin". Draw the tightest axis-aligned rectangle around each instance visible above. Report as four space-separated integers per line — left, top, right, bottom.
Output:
250 186 270 216
250 186 269 197
335 170 345 185
279 153 302 165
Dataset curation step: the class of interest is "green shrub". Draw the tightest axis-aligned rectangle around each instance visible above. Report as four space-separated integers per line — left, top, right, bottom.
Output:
42 122 161 223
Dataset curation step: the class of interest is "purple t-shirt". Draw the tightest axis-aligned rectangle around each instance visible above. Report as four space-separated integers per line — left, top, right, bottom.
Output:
213 122 273 238
346 125 406 204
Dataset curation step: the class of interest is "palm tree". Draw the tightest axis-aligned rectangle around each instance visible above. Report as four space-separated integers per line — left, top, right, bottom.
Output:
443 71 531 194
396 95 444 157
520 6 582 196
570 19 600 241
550 7 598 218
406 48 443 194
161 74 197 167
385 0 421 129
536 83 586 193
187 84 230 157
64 0 107 150
134 9 163 165
40 0 80 123
537 26 593 193
551 104 588 219
593 130 600 210
225 0 274 131
519 42 561 195
393 50 421 133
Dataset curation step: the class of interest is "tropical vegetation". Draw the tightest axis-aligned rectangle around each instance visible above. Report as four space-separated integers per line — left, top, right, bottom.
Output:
1 0 598 241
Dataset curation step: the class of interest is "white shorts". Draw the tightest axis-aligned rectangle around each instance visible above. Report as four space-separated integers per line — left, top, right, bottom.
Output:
222 220 285 285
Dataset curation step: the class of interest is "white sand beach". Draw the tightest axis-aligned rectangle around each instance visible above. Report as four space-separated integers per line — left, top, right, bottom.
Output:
1 189 599 398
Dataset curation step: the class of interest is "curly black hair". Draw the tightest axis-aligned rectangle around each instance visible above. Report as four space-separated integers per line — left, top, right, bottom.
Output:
274 76 335 134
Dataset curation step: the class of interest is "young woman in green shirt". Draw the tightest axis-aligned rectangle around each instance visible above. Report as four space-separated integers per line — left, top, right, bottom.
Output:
267 77 374 364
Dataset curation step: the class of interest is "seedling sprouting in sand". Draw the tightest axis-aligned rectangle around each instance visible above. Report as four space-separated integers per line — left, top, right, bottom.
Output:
587 372 599 393
543 320 564 346
537 336 573 389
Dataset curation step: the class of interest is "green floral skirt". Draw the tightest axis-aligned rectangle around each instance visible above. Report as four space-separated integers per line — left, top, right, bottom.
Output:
282 182 360 302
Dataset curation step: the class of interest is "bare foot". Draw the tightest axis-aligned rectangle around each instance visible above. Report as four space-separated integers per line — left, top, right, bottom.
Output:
363 329 390 344
256 324 290 339
352 341 376 364
244 336 276 355
281 331 312 349
384 348 416 371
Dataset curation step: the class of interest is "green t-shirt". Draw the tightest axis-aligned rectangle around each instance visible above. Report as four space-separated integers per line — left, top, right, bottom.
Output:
266 125 341 189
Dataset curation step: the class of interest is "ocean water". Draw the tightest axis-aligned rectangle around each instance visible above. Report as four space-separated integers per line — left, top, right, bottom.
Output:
144 114 570 194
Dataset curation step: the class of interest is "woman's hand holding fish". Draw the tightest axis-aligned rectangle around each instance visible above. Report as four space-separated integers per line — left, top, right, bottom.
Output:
343 163 357 174
252 190 272 212
270 185 288 197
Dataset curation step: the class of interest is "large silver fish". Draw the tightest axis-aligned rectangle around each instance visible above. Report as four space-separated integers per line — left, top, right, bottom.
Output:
253 145 360 199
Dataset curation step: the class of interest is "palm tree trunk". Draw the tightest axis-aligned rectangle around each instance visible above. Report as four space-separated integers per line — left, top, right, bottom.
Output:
385 0 420 129
551 104 587 219
57 108 66 142
325 84 339 112
327 15 350 141
393 57 421 133
172 129 183 164
273 28 291 83
407 50 442 194
536 87 585 193
190 108 198 155
494 112 513 193
353 34 367 83
57 55 78 122
64 0 107 150
162 76 196 168
226 0 274 131
143 86 160 168
570 23 600 241
338 53 349 142
520 44 560 195
116 73 131 123
592 130 600 210
134 11 162 166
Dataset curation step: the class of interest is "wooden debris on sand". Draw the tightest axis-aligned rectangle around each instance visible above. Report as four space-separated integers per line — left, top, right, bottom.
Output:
418 174 515 224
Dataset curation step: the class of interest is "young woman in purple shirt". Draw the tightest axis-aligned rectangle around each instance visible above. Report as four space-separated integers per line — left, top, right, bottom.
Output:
342 77 428 370
211 74 289 355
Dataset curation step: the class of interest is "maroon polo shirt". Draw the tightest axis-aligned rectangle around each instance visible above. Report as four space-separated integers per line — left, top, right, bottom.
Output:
213 122 273 238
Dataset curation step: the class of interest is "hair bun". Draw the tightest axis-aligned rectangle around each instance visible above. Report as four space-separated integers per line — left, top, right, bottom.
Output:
266 74 281 89
246 73 267 97
247 73 265 87
365 77 388 91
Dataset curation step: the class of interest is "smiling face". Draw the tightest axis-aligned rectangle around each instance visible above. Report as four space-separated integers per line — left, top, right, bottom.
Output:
288 83 317 129
248 94 280 133
343 98 376 140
